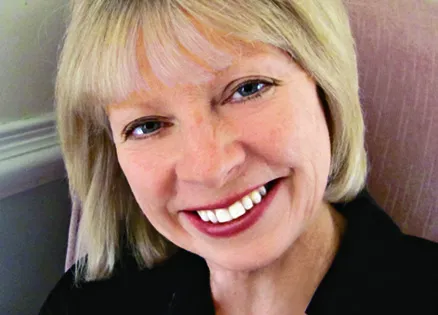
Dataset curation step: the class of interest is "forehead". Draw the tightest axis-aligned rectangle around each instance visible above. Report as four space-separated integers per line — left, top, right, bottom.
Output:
95 2 305 111
110 32 290 109
137 28 277 85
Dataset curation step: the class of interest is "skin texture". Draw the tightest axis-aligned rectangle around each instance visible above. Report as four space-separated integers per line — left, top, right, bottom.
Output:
107 36 345 314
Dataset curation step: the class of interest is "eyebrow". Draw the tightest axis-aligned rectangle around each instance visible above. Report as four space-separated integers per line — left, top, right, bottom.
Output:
209 53 293 91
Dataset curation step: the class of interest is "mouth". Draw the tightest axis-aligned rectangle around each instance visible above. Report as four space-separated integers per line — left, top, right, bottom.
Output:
194 179 278 224
183 178 283 237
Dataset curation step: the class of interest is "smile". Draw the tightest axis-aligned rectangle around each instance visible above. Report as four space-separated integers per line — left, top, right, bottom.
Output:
184 179 282 238
197 185 267 224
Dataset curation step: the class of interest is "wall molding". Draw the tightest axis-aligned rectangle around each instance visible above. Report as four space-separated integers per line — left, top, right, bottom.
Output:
0 113 65 200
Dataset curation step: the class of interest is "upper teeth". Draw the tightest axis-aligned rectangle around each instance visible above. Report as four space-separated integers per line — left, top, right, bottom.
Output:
197 185 267 224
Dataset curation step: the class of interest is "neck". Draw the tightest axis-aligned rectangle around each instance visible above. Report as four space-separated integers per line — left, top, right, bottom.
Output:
208 202 346 315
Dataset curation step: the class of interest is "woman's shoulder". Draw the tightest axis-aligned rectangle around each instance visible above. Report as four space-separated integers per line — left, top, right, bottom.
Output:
338 190 438 286
39 250 209 315
337 190 438 261
398 233 438 286
309 190 438 315
374 233 438 314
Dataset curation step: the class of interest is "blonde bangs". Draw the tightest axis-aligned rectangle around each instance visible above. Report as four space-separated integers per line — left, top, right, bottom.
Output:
58 0 311 116
58 0 341 119
57 2 143 125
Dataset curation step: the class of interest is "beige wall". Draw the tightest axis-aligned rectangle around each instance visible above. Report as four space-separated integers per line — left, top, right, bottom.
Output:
0 3 70 315
0 0 67 124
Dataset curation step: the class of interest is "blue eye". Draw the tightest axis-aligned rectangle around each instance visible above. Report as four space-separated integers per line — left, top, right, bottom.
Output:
130 121 163 137
230 81 269 102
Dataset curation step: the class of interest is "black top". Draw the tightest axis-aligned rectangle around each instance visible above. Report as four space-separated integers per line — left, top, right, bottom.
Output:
40 191 438 315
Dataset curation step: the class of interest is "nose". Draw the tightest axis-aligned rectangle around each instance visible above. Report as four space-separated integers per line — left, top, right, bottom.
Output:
175 116 246 188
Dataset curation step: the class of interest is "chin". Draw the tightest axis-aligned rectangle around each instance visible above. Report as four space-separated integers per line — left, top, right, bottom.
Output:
203 231 301 272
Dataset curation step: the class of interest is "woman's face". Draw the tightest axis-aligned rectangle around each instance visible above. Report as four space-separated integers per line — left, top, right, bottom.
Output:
107 39 332 271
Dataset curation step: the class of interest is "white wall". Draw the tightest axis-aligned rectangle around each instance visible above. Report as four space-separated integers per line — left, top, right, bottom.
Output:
0 0 67 197
0 0 67 124
0 2 71 315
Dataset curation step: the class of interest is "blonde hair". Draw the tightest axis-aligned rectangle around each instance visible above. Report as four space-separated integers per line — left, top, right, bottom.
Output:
57 0 367 282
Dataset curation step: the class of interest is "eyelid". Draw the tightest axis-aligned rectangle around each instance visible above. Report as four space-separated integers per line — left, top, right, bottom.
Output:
221 76 279 104
224 76 280 99
121 115 170 140
225 76 272 94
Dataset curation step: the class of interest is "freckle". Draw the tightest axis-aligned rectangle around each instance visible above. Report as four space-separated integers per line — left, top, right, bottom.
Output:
194 111 203 125
269 128 278 139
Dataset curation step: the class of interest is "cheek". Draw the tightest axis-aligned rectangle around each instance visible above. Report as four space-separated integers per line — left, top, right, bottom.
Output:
243 91 331 176
116 148 171 212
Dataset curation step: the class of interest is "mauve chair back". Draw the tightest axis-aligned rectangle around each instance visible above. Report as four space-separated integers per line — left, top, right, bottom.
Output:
346 0 438 241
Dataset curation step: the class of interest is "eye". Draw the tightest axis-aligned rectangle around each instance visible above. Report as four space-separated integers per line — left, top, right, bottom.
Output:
123 118 169 140
229 80 272 103
132 121 162 136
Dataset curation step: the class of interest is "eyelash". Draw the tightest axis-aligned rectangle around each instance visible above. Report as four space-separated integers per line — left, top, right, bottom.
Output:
123 79 276 141
123 119 170 141
227 79 273 104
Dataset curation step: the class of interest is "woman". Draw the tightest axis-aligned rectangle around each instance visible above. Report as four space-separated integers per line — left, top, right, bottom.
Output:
40 1 438 314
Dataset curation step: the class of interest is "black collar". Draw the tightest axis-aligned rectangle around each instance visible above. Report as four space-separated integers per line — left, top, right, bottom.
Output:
306 190 403 314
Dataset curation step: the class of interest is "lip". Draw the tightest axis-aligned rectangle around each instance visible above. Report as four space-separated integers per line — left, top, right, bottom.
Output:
182 178 283 238
181 182 272 212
